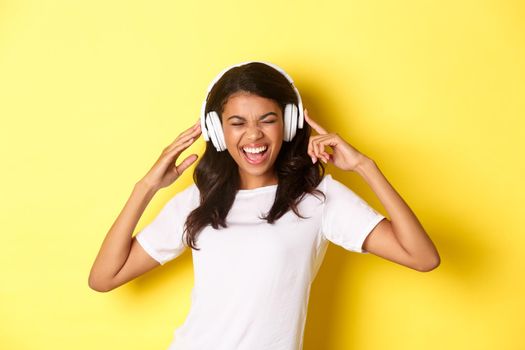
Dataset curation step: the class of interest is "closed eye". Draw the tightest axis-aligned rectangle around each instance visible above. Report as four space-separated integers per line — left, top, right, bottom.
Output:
231 120 277 126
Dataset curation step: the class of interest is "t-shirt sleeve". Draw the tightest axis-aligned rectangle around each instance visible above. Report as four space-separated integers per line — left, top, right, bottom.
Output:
135 183 199 265
321 174 386 254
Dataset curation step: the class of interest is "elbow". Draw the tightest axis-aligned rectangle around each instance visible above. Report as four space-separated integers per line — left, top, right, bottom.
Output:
88 274 114 293
416 255 441 272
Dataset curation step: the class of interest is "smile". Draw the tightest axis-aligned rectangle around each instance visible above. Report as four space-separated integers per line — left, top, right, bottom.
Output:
241 145 270 165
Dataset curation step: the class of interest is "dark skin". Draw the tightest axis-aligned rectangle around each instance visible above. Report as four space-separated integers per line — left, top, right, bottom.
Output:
89 95 440 294
304 109 440 271
221 91 284 190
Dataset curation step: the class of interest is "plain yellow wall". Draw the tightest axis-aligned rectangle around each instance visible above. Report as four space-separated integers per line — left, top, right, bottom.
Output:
1 0 523 349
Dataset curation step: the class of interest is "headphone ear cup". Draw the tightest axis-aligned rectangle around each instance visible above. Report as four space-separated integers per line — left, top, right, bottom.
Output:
205 111 221 151
210 111 226 151
289 103 298 140
200 99 210 142
297 99 304 129
283 104 293 141
200 110 210 141
208 111 227 151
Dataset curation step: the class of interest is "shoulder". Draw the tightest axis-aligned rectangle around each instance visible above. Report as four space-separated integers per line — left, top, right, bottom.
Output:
319 173 337 193
300 173 332 205
320 173 366 204
321 173 353 193
166 182 200 209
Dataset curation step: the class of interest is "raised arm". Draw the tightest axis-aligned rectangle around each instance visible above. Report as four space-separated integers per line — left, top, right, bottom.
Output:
304 108 440 272
357 158 440 271
88 181 160 292
88 119 202 292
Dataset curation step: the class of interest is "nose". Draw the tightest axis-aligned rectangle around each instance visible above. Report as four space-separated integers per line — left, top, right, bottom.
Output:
245 123 264 140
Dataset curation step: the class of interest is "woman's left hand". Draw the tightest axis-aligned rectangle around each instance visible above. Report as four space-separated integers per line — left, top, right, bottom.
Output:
304 108 369 172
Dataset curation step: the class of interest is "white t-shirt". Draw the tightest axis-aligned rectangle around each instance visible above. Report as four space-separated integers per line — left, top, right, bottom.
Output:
136 174 386 350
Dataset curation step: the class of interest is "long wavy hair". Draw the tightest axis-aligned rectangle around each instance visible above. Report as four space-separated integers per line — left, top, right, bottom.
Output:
183 62 326 250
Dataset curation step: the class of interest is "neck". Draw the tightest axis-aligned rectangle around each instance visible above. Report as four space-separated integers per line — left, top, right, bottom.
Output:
238 171 278 190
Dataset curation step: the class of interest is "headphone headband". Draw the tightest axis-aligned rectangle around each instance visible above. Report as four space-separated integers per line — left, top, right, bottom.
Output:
200 60 304 146
204 60 296 97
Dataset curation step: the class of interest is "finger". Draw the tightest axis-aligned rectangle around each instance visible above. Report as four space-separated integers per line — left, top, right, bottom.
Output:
166 126 201 153
174 154 199 176
314 139 326 162
183 120 201 135
311 142 326 164
319 138 336 162
308 134 330 163
312 135 319 156
168 121 202 147
308 135 326 154
307 144 317 164
308 136 321 163
304 109 328 135
312 135 334 163
318 135 336 160
162 136 196 166
310 135 323 160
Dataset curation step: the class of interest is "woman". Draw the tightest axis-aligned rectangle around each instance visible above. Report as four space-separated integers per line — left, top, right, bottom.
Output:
88 61 440 350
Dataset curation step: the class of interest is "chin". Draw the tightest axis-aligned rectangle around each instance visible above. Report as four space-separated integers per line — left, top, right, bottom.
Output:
242 166 273 176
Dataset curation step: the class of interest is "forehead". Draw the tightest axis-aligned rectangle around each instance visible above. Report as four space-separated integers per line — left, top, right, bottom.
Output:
223 92 280 115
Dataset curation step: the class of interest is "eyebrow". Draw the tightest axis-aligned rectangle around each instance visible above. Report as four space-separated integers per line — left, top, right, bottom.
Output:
226 112 278 121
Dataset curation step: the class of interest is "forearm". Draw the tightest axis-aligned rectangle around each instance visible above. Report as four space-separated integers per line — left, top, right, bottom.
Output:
88 180 157 290
355 156 440 265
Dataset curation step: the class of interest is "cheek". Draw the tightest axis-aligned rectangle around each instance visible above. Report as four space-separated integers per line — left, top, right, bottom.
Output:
222 123 283 146
271 123 284 139
222 127 238 145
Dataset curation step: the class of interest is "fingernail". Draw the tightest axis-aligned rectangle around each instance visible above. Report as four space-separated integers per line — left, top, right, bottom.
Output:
311 156 316 164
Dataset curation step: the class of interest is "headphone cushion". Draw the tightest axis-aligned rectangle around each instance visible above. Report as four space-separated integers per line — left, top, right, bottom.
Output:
200 109 210 141
290 103 298 140
211 112 226 151
284 104 293 141
210 111 227 151
206 112 221 151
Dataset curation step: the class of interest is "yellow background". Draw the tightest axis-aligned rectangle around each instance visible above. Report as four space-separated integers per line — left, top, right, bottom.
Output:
1 0 523 349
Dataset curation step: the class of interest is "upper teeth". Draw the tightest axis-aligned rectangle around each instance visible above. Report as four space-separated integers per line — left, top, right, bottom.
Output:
243 145 268 153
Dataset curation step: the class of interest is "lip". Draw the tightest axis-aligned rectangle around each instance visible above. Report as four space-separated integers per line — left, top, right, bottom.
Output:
240 143 269 149
241 146 270 165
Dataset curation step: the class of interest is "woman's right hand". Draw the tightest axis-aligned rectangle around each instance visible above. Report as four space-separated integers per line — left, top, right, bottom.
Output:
140 119 202 191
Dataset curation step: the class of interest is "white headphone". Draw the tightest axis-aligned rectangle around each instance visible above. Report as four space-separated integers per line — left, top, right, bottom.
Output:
199 60 304 152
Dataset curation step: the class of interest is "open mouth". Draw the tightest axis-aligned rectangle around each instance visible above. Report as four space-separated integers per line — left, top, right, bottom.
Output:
241 145 270 165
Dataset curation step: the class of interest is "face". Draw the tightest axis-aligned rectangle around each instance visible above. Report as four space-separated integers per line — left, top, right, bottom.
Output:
221 91 284 189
